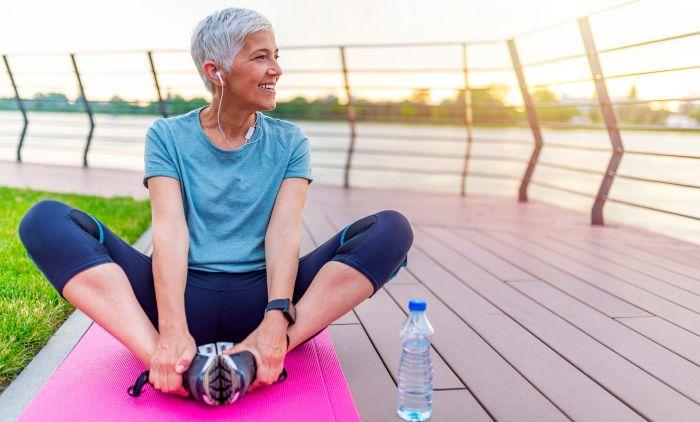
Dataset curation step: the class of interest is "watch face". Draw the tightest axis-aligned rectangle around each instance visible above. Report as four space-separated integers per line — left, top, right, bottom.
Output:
265 299 296 324
267 299 295 324
268 299 289 310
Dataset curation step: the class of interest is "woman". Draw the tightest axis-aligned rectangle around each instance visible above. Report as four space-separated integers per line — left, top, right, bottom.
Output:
18 7 413 404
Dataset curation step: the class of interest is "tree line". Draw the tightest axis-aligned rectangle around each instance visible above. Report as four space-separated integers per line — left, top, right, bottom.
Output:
0 85 694 127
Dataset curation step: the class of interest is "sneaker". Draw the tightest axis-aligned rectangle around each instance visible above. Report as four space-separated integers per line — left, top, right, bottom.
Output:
183 343 225 405
211 337 289 405
184 342 258 406
217 344 257 405
128 337 289 405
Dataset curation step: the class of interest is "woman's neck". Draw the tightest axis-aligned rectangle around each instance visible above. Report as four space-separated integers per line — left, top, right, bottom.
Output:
200 95 256 149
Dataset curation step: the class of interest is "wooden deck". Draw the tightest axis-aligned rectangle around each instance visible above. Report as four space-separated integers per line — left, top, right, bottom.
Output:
289 185 700 421
6 159 700 421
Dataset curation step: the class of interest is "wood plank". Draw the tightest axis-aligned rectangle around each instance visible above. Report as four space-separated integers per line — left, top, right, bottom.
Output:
510 280 700 404
431 390 493 422
426 227 536 282
528 235 700 313
550 235 700 296
585 238 700 281
431 227 649 318
636 245 700 270
388 283 568 422
478 230 700 335
327 324 397 421
430 228 700 402
417 228 700 420
333 310 360 325
396 238 640 420
432 227 700 401
617 316 700 367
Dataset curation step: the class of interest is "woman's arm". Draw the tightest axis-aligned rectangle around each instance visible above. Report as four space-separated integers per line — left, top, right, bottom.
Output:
225 177 309 390
150 177 189 329
147 176 196 396
264 177 309 302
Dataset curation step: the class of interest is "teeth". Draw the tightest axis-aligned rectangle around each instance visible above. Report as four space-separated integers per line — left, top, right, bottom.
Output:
259 84 275 90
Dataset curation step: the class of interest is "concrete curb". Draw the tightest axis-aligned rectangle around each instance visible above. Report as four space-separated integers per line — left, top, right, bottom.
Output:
0 226 152 421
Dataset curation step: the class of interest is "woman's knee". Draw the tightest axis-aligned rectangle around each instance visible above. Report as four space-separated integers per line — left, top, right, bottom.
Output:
18 199 113 291
338 210 413 255
376 209 414 252
20 199 105 248
332 209 413 295
19 199 71 252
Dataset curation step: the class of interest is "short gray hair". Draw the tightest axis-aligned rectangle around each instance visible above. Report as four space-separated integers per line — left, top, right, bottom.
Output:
190 8 274 94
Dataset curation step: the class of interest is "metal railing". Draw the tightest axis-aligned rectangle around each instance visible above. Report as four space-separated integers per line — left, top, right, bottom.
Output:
1 0 698 228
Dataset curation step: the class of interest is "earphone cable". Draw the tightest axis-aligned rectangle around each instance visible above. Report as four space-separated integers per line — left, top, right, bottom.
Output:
216 84 256 151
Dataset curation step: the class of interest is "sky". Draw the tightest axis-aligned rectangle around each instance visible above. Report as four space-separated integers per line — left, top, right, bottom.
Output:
1 0 630 53
1 0 698 105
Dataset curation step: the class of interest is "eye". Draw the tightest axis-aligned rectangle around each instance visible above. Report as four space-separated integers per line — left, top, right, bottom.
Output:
255 55 265 60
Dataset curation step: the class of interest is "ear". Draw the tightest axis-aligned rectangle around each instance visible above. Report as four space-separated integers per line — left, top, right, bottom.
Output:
202 61 224 87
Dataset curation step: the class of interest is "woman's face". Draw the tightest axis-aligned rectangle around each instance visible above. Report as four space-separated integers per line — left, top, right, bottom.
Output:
227 30 282 111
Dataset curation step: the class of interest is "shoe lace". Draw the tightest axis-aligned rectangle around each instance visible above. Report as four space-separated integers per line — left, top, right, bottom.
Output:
127 370 150 397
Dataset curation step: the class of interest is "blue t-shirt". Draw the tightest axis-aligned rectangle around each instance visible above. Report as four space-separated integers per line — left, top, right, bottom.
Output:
142 106 313 273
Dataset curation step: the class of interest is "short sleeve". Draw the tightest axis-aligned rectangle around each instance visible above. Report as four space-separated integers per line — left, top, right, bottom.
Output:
143 121 180 188
283 131 313 184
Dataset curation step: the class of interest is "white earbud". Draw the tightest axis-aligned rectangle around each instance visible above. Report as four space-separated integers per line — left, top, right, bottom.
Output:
215 70 224 86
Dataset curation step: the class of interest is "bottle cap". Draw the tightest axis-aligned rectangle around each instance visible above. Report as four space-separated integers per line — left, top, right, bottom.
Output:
408 299 426 311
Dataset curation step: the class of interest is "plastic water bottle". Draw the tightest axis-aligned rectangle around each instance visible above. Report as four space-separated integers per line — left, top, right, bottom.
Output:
397 299 434 421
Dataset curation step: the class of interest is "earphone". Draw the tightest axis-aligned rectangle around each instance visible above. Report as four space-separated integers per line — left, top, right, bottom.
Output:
214 69 256 149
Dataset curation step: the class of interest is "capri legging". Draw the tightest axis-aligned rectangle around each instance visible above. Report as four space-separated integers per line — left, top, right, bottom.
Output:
18 199 413 346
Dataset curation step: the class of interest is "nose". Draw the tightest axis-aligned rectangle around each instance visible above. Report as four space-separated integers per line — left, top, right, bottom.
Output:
269 61 282 77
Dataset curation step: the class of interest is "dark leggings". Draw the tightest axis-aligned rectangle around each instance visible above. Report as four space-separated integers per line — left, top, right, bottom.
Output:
18 199 413 346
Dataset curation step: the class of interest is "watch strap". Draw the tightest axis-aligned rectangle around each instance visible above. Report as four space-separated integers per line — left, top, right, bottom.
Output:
266 298 296 325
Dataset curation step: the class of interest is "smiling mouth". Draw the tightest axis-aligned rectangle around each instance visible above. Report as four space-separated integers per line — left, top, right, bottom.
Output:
258 83 276 93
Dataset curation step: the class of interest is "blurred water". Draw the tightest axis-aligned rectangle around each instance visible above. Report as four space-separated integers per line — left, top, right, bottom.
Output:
1 110 697 244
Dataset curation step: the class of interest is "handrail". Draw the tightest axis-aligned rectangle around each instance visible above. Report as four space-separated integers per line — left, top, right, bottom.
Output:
1 0 698 228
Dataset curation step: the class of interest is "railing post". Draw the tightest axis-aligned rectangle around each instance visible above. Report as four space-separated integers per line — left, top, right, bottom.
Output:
147 51 169 118
460 43 474 196
3 54 28 162
70 53 95 168
578 17 624 226
339 46 357 188
508 39 544 202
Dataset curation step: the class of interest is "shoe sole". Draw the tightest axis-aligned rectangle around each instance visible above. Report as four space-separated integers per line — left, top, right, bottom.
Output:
218 354 241 405
199 358 220 406
199 342 236 406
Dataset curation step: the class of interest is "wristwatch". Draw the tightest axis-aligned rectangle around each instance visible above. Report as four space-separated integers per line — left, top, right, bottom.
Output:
265 298 296 325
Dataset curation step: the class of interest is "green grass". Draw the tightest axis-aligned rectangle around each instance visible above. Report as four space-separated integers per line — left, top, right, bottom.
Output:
0 186 151 391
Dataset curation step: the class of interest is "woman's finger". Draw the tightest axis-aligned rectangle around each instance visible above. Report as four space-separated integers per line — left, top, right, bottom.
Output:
264 364 275 385
152 367 162 391
176 348 194 374
166 369 180 393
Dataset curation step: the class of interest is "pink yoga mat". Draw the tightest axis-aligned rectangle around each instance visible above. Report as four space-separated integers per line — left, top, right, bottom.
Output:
21 324 360 421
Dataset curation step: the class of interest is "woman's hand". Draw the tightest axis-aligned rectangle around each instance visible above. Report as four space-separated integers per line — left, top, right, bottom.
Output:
149 326 196 397
224 311 289 392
